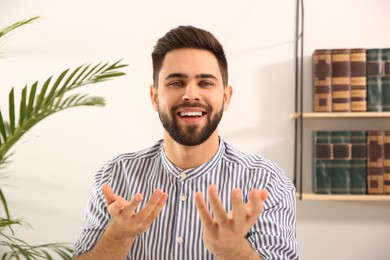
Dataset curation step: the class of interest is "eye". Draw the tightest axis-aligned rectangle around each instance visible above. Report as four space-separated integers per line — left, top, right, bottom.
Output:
199 81 214 87
168 81 184 87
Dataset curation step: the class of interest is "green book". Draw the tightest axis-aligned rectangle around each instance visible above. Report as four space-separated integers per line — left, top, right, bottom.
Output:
331 131 352 194
366 49 383 111
367 76 382 111
382 48 390 76
350 131 367 194
331 159 351 194
366 49 382 76
382 76 390 111
313 131 332 194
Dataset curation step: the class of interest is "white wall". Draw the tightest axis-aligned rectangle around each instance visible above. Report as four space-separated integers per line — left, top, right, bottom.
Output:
0 0 389 259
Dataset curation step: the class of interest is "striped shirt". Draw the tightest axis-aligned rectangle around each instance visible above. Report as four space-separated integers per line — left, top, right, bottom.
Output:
74 138 299 259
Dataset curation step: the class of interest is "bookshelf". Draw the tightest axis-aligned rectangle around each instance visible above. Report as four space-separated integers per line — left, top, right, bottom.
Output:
290 112 390 119
293 0 390 201
297 193 390 201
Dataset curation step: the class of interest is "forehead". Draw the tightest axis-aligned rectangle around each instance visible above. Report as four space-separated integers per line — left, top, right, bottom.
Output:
159 48 222 78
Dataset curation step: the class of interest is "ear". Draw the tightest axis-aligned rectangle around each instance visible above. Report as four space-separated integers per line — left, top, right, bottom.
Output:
150 85 158 111
223 85 233 111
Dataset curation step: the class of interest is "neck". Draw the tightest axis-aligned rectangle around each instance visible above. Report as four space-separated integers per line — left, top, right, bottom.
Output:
163 131 220 170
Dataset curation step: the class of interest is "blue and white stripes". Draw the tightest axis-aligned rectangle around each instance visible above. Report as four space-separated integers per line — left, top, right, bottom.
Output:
73 139 299 259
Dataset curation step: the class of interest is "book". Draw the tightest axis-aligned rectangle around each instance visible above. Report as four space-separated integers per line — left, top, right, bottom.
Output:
382 48 390 76
382 76 390 111
367 131 384 194
366 49 382 76
367 76 382 111
366 49 383 111
384 131 390 194
331 131 351 194
350 131 367 194
314 49 332 112
314 131 332 194
331 49 351 112
350 49 367 112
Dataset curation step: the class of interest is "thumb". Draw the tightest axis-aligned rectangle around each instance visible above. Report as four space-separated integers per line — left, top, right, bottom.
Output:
102 184 117 205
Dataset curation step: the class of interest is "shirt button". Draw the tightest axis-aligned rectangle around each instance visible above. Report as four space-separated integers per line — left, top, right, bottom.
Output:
180 195 187 201
176 236 184 244
179 172 187 180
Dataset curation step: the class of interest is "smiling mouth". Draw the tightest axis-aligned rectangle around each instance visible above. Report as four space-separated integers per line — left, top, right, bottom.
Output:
179 111 204 117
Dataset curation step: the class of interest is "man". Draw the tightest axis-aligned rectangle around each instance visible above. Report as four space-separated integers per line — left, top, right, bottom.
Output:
73 25 299 259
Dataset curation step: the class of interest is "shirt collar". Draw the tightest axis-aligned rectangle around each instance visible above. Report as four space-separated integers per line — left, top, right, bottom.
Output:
160 137 225 181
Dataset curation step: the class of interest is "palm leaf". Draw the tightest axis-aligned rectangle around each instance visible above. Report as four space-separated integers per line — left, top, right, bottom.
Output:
0 16 39 40
8 88 15 135
0 60 127 164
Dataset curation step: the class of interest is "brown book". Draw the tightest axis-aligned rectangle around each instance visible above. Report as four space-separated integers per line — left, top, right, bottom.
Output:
384 131 390 194
350 49 367 112
314 49 332 112
331 49 351 112
367 131 384 194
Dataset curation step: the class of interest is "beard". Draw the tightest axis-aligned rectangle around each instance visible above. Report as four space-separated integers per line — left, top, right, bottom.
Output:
158 102 223 146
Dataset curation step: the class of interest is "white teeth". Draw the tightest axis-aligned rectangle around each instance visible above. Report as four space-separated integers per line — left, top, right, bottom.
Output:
180 111 202 117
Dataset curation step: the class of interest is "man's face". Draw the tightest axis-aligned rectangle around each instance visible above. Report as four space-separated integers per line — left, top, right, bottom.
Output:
151 48 232 146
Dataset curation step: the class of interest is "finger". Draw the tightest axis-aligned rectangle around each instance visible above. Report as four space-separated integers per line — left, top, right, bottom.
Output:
260 189 269 201
142 192 169 225
121 193 143 216
246 189 266 223
195 192 215 228
133 189 164 222
102 184 116 205
231 188 245 224
208 185 229 224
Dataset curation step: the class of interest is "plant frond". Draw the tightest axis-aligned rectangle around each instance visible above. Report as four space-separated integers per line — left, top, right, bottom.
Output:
0 109 7 142
8 88 15 135
35 76 52 113
0 233 73 260
18 85 28 126
0 16 40 40
26 81 38 119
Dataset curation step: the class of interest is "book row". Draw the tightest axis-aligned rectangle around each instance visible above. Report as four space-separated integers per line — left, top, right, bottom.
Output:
313 48 390 112
313 130 390 195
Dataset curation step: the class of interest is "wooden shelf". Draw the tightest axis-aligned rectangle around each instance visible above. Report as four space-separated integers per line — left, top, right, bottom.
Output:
290 112 390 119
296 193 390 201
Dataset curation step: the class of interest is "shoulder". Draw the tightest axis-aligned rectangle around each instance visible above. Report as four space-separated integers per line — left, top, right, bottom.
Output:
222 140 295 206
94 140 163 182
222 140 285 178
109 140 163 165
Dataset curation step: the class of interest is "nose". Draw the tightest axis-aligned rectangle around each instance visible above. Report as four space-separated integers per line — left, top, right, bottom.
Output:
182 83 200 101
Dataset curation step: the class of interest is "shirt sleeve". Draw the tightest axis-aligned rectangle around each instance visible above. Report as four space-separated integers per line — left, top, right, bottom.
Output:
73 161 114 256
247 164 300 259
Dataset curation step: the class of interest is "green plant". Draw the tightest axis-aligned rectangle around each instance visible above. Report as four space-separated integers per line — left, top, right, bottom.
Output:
0 16 128 259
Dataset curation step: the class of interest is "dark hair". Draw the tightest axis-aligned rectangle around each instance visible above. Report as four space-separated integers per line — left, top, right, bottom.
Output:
151 25 228 87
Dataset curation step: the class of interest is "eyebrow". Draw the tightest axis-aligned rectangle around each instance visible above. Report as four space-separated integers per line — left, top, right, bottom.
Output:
164 73 218 81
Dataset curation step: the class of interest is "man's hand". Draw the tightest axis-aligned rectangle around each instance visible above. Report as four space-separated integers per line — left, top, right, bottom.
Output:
102 184 169 240
74 185 168 260
195 185 268 260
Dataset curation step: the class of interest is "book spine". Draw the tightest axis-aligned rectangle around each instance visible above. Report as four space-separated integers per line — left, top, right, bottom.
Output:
350 49 367 112
331 49 351 112
366 49 383 112
366 49 382 76
382 76 390 111
331 131 351 194
382 48 390 76
384 131 390 194
313 131 332 194
367 76 382 111
350 131 367 194
313 49 332 112
367 131 384 194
